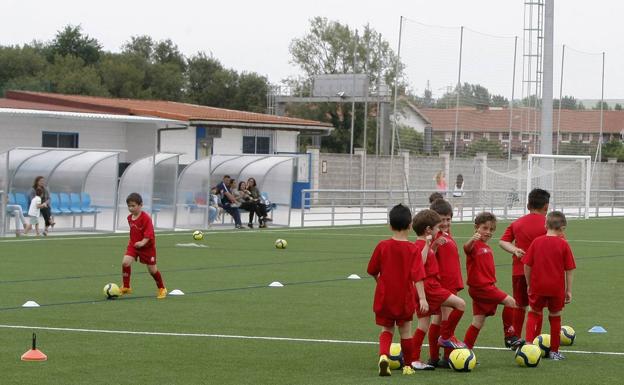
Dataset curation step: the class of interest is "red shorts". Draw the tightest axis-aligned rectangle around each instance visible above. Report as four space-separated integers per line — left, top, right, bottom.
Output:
125 246 157 265
375 315 412 328
512 275 529 307
468 285 509 316
529 294 565 313
416 278 452 318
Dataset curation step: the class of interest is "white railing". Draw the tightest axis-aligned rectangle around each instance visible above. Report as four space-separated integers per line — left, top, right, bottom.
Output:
299 189 624 227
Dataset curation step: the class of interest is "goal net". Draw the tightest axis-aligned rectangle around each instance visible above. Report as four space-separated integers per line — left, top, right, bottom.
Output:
527 154 591 219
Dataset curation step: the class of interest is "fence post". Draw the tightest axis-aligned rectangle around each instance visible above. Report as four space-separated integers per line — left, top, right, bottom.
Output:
301 189 306 227
331 198 335 226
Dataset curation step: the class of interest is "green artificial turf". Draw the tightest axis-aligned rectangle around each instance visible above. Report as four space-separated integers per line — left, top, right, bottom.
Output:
0 218 623 384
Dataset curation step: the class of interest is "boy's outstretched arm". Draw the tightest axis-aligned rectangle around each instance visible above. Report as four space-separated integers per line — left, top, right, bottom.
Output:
499 240 525 258
463 232 481 254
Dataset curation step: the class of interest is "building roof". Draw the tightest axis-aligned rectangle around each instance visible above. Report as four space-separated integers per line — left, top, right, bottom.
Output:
419 108 624 134
3 90 333 133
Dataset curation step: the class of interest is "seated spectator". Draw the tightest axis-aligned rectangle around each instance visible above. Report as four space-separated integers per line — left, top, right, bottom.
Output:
5 196 32 236
216 175 243 229
247 177 271 227
235 181 267 229
208 187 222 225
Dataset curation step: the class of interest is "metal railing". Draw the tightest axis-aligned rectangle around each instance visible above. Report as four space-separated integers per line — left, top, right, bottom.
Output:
300 188 624 227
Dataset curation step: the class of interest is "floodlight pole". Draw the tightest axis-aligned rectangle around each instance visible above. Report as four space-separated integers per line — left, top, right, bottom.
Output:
540 0 554 157
389 16 403 190
451 26 464 180
556 44 565 155
508 36 518 167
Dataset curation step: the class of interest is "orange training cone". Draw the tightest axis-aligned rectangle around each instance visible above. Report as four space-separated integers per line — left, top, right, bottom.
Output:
21 333 47 361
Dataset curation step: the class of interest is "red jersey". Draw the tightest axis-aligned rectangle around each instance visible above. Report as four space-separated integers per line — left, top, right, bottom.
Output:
466 240 497 287
522 235 576 297
500 213 547 276
434 232 464 292
414 239 440 281
127 211 156 256
367 239 425 319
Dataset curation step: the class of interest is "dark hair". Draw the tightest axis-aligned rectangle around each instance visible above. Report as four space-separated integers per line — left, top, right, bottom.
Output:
32 176 45 189
528 188 550 210
223 175 231 180
388 204 412 231
35 187 44 197
430 198 453 217
126 192 143 205
412 209 441 236
238 181 246 190
475 211 497 226
455 174 464 188
247 177 257 187
546 211 567 230
428 192 444 204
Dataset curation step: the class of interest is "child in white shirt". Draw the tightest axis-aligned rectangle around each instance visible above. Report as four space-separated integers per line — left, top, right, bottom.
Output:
28 188 47 236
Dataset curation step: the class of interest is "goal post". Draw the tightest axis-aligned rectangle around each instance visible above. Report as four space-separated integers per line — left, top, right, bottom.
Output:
526 154 592 219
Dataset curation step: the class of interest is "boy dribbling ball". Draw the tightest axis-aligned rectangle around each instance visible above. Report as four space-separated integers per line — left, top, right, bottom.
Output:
120 193 167 299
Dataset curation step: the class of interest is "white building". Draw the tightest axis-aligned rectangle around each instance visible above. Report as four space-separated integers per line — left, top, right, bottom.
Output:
0 91 333 164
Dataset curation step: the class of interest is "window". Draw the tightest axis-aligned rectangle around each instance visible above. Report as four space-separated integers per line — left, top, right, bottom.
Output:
42 131 79 148
582 133 591 143
482 132 490 140
521 133 531 142
462 131 472 141
444 132 453 141
500 132 510 141
242 135 271 154
560 133 571 142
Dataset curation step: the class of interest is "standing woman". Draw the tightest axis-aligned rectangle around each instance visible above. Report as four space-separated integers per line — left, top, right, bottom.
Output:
452 174 465 219
435 171 447 196
29 176 55 235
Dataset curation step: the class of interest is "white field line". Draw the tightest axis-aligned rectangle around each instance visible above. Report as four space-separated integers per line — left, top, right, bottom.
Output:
0 324 621 356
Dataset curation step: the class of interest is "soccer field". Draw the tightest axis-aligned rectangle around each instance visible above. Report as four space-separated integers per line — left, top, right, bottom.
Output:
1 218 623 384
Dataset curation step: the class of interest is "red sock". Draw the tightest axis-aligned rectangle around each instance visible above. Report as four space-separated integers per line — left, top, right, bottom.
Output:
122 265 131 288
549 315 561 353
150 270 165 289
512 308 526 338
502 306 515 337
401 338 414 366
525 311 541 342
536 313 544 336
441 309 464 339
463 324 481 349
412 328 427 362
443 347 453 360
428 324 441 361
379 331 393 356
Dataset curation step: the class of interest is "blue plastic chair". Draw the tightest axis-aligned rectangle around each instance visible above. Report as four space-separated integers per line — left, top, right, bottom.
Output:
58 193 74 214
80 192 97 213
261 192 276 213
50 193 63 215
7 192 15 205
14 192 29 213
69 193 83 213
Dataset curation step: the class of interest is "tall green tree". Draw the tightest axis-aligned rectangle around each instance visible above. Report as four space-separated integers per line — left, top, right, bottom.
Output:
288 17 403 153
46 25 103 65
0 45 47 94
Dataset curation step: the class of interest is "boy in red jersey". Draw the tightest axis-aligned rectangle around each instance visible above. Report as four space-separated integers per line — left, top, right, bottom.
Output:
499 188 550 348
463 212 518 350
411 209 466 371
120 193 167 299
426 199 464 369
523 211 575 360
367 204 427 376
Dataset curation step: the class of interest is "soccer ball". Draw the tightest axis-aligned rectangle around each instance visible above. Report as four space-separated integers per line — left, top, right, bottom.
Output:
103 283 120 299
388 343 403 370
192 230 204 241
515 344 542 367
449 348 477 372
533 334 551 357
275 239 287 249
560 326 576 346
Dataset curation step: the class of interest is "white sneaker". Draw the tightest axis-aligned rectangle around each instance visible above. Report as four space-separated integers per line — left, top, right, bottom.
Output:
411 361 435 370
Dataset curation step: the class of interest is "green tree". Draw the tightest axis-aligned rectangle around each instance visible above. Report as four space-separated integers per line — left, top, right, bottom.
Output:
234 72 269 113
288 17 403 153
464 138 505 158
99 52 147 98
593 101 611 110
186 53 238 108
602 139 624 161
615 103 622 111
46 25 102 65
553 95 579 109
44 54 108 96
491 94 509 107
0 45 47 94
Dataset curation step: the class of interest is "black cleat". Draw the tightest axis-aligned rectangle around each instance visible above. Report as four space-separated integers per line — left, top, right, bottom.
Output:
505 335 525 350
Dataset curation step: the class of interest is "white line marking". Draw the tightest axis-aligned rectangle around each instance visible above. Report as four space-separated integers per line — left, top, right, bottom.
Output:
0 324 621 356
